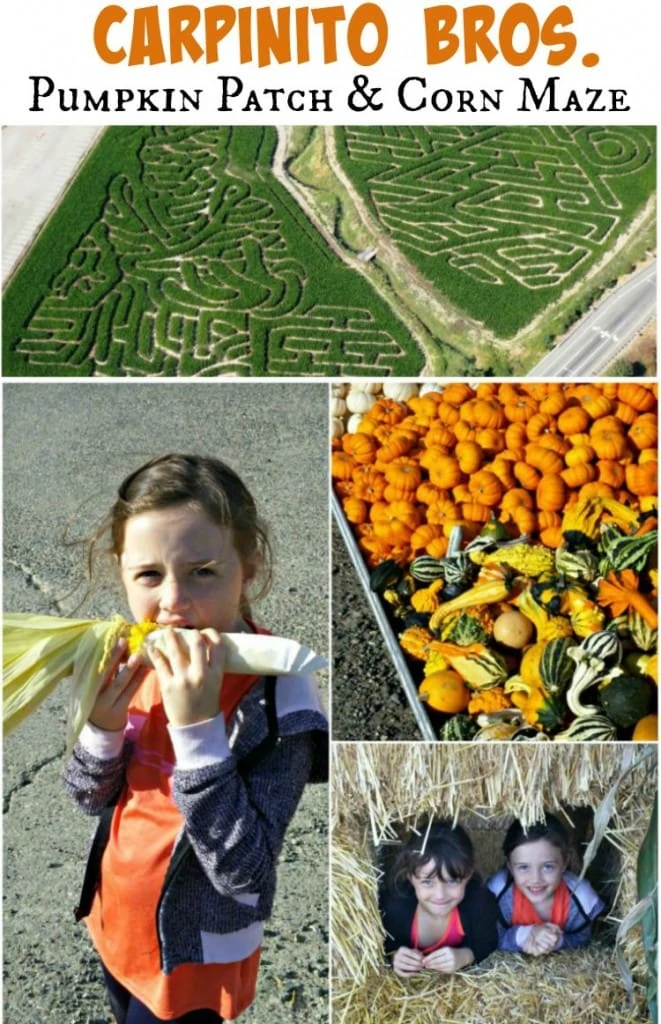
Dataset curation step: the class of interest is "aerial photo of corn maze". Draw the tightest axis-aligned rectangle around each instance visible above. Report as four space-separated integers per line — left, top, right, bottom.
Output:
3 125 656 378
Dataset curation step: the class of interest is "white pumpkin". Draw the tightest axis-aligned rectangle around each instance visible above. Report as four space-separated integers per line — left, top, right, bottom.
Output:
346 413 365 434
346 389 377 414
332 383 349 398
382 381 419 401
331 417 345 439
330 396 347 417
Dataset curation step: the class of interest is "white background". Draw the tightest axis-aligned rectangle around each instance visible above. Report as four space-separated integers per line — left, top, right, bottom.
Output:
1 0 659 124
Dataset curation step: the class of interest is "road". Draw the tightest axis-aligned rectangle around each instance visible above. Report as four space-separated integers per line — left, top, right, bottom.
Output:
3 382 330 1024
530 261 657 376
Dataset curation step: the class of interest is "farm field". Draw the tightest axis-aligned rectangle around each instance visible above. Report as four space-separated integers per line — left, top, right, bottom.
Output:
3 125 656 377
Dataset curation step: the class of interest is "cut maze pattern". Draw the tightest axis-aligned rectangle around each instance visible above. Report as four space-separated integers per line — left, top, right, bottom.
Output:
8 127 416 377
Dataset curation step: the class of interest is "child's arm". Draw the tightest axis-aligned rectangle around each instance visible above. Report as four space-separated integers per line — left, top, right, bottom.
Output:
170 711 316 895
62 722 128 814
556 875 606 950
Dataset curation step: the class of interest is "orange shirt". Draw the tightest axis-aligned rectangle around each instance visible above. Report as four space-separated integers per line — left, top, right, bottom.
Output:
87 659 264 1020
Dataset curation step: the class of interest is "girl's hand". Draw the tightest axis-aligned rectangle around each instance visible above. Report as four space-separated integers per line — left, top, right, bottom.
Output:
149 628 226 728
89 638 148 732
422 946 474 973
523 923 562 956
392 946 424 977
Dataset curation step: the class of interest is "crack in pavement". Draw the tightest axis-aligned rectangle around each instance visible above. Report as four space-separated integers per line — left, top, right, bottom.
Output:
5 557 67 613
3 750 65 814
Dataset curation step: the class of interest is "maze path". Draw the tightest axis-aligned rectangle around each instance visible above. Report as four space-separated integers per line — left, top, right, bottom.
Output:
6 127 418 377
338 125 655 334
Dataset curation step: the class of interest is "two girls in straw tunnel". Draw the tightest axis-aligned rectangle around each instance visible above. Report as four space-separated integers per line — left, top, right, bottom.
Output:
381 815 604 976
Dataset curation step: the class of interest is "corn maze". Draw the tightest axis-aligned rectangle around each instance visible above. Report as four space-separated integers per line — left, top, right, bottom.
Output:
3 127 420 377
335 125 656 336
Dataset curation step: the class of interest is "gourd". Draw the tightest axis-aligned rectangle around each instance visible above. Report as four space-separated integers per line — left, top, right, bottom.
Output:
598 674 654 729
492 610 533 649
579 630 622 668
382 381 419 402
439 714 480 741
346 389 377 414
410 555 445 583
369 559 403 594
439 611 491 647
554 545 600 581
539 636 575 694
419 670 470 714
553 714 618 742
632 714 658 742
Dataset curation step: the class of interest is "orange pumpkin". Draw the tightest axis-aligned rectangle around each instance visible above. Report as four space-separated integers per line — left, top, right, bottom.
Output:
332 451 356 481
557 405 590 435
514 461 542 490
629 413 658 451
428 456 464 490
409 523 445 552
342 432 377 464
455 440 484 474
385 460 422 491
536 474 567 512
617 383 656 412
342 497 368 525
590 416 628 460
625 461 658 497
525 444 564 476
469 470 504 507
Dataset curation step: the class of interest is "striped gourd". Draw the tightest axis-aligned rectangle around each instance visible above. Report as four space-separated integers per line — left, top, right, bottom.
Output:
410 556 445 583
555 545 599 582
539 637 575 695
581 630 622 667
451 649 508 691
599 526 658 573
440 714 479 741
554 713 618 742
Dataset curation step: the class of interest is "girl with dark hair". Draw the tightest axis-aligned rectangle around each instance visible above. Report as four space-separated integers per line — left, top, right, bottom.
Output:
380 819 498 976
63 454 328 1023
487 813 605 955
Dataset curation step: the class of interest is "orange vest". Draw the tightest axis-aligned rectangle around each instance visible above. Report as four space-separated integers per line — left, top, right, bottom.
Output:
87 641 267 1019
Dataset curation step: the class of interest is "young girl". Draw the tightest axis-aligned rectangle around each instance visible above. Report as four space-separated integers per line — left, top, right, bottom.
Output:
63 453 328 1024
380 819 498 976
487 813 605 956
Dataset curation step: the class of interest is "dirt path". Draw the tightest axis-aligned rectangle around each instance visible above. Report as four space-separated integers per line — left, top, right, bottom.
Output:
2 126 104 285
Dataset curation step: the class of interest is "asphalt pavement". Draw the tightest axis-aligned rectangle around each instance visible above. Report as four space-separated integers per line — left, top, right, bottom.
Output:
3 381 330 1024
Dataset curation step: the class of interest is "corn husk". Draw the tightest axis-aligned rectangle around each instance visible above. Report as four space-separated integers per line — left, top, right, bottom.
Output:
3 613 327 754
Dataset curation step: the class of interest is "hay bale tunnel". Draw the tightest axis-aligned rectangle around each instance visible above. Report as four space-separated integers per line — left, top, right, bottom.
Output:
331 743 656 1024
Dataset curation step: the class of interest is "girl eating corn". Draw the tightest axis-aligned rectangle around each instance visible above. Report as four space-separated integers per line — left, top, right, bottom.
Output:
487 813 605 955
63 454 328 1024
380 819 498 976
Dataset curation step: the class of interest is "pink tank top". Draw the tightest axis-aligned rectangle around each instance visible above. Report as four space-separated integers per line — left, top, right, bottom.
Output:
411 906 465 953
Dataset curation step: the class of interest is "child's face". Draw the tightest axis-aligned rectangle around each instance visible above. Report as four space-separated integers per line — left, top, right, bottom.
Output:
119 504 252 633
410 859 471 918
508 838 568 907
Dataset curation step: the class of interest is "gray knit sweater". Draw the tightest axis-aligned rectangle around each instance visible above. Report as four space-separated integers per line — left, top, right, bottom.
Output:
63 673 327 973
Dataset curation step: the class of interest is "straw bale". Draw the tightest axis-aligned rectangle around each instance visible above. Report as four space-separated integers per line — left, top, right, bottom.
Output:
331 743 656 1024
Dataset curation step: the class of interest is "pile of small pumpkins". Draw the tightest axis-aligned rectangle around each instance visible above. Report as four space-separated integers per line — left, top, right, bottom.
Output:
332 380 658 742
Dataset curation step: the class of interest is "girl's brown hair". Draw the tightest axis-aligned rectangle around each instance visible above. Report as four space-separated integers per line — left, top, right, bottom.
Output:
85 454 273 606
389 819 476 894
